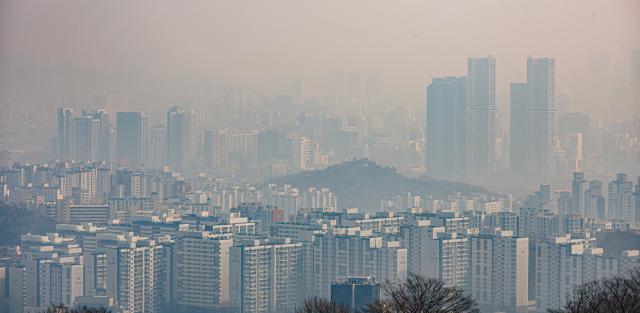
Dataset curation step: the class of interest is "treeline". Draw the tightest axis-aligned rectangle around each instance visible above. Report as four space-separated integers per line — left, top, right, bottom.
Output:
297 272 640 313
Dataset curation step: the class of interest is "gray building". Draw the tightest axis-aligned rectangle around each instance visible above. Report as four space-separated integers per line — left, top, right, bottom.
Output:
467 56 497 176
166 106 197 172
426 77 467 179
116 112 149 168
331 277 381 313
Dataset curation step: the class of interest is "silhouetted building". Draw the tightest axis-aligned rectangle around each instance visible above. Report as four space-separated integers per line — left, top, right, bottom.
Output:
426 77 467 178
116 112 149 168
467 56 497 176
166 106 197 172
331 277 381 313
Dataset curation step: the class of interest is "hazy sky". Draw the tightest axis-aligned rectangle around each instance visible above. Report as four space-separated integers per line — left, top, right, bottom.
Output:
1 0 639 116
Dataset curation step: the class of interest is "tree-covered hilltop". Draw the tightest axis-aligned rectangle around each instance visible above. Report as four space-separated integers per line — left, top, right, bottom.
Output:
0 202 55 246
272 159 488 210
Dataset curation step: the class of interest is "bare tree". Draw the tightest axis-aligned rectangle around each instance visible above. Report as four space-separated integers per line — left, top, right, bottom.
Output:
363 273 479 313
550 269 640 313
296 297 350 313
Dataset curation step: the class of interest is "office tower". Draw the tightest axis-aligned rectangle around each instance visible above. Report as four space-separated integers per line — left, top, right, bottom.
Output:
509 83 528 174
72 116 101 162
89 110 111 163
608 173 634 222
100 235 163 313
229 238 306 313
313 231 407 298
426 77 467 178
116 112 149 168
467 56 497 176
57 202 110 224
538 184 552 205
148 126 166 169
57 108 74 158
469 230 528 313
166 106 197 172
527 57 557 176
585 180 604 220
204 129 225 170
331 277 381 313
571 172 586 216
293 136 312 170
176 232 233 313
635 177 640 225
563 133 583 173
631 50 640 118
559 112 590 156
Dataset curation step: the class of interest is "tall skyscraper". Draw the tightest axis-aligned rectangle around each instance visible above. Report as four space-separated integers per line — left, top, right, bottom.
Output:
166 106 197 172
116 112 149 168
467 56 497 176
571 172 586 216
635 177 640 225
426 77 467 178
526 57 557 177
631 50 640 118
585 180 605 220
72 116 101 163
89 110 111 163
509 83 528 174
57 108 74 158
608 173 634 222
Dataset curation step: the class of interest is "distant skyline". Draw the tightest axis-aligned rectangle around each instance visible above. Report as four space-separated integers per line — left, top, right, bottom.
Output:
1 0 639 120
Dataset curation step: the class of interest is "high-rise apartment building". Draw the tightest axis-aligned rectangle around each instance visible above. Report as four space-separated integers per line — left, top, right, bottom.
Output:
312 230 407 299
166 106 197 172
469 230 529 313
426 77 467 178
608 173 634 222
467 56 497 176
526 57 557 177
571 172 586 216
631 50 640 118
116 112 149 168
72 116 101 163
535 235 638 312
57 108 74 158
100 235 163 313
176 231 233 313
229 238 306 313
585 180 604 220
509 83 528 174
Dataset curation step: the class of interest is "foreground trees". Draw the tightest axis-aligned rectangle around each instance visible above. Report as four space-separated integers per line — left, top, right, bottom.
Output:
364 274 478 313
297 274 478 313
550 270 640 313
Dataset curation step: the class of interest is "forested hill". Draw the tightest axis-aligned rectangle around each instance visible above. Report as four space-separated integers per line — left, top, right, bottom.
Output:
0 202 55 246
272 159 487 210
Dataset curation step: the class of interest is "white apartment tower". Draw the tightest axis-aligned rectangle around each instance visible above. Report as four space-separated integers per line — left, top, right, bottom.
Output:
229 238 306 313
469 230 529 313
312 230 407 298
175 231 233 313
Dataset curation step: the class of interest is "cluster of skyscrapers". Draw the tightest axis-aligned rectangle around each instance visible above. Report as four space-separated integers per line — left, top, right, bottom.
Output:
426 56 558 179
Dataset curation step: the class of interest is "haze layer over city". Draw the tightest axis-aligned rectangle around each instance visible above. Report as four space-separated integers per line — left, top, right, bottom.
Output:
0 1 639 313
